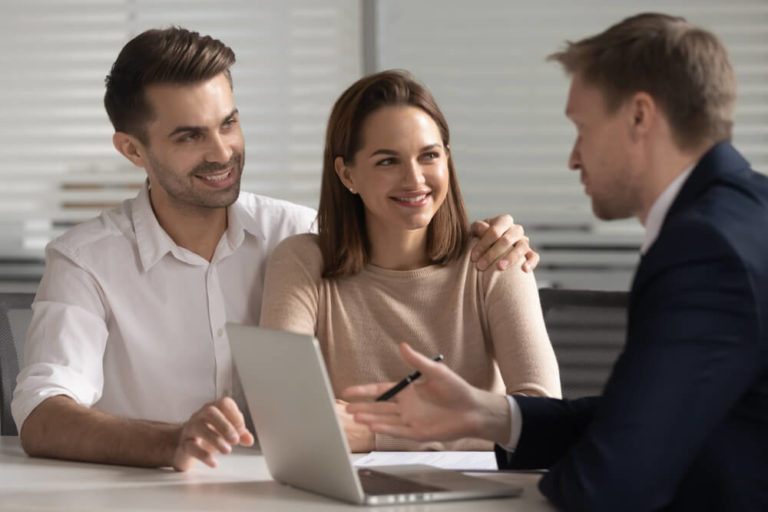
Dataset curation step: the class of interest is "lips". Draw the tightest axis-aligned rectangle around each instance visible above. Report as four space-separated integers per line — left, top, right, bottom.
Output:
195 167 236 189
390 191 431 208
198 169 231 181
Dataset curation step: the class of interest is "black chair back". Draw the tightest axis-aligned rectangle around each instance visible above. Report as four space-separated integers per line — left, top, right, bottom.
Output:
539 288 628 398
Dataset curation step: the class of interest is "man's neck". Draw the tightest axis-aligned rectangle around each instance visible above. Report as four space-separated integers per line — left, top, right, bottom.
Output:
636 141 712 225
149 190 228 262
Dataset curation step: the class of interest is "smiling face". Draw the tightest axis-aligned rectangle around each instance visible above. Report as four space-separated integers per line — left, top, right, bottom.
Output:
566 73 642 220
124 72 245 216
335 105 450 242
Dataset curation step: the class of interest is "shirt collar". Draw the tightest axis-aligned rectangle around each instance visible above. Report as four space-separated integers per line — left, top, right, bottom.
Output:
640 164 695 255
132 182 180 271
132 182 258 271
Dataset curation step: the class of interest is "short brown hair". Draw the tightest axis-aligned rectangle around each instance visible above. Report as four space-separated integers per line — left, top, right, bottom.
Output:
104 27 236 144
318 70 470 278
549 12 736 150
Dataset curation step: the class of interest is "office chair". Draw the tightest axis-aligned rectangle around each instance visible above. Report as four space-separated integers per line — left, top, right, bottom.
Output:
0 292 35 436
539 287 628 399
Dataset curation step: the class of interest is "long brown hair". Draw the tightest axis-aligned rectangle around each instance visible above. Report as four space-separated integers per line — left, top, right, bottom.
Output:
318 70 469 278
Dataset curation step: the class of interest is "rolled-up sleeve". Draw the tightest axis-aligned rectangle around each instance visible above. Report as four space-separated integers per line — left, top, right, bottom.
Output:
11 246 109 431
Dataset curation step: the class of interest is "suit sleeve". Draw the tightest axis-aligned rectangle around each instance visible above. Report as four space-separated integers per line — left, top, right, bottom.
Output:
515 220 763 512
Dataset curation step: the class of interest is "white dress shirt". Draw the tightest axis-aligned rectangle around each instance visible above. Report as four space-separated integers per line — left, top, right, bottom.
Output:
12 184 316 429
503 163 695 452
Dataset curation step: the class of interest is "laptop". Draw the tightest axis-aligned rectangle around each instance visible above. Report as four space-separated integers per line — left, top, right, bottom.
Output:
227 323 523 505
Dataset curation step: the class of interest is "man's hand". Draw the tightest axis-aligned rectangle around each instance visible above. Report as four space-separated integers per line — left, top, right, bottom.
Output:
343 343 512 445
172 397 254 471
335 399 375 452
470 215 539 272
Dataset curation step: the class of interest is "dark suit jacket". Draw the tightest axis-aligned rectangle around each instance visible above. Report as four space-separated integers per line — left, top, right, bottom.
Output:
496 142 768 511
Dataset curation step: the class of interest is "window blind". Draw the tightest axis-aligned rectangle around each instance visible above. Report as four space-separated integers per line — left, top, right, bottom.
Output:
374 0 768 290
0 0 361 272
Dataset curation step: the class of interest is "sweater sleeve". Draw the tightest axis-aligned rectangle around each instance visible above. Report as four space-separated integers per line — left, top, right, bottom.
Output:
259 234 323 336
482 264 562 399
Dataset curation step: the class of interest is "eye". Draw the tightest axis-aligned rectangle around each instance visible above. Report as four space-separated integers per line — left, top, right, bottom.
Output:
422 151 440 160
376 157 396 166
222 117 238 130
177 132 202 143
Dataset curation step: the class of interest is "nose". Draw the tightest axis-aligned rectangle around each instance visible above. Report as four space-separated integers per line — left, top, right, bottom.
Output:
206 132 234 164
568 136 582 171
402 159 426 187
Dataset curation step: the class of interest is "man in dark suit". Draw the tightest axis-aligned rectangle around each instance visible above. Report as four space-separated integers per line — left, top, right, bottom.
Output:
344 13 768 512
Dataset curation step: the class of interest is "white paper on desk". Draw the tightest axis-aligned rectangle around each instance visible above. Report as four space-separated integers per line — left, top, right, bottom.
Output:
354 451 497 471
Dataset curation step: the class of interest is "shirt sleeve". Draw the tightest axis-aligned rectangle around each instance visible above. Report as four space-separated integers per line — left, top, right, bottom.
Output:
11 245 109 431
482 262 562 399
503 394 523 451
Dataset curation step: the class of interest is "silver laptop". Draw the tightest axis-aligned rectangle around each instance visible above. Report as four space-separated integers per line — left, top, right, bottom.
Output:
227 323 522 505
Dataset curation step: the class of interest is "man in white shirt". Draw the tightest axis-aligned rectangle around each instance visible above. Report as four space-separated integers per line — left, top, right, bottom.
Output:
12 27 536 470
345 13 768 511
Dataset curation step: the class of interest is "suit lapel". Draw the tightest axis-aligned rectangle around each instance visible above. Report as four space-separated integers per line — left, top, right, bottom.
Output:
629 141 749 299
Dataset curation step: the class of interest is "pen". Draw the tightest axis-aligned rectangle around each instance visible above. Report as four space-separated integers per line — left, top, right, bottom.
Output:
375 354 444 401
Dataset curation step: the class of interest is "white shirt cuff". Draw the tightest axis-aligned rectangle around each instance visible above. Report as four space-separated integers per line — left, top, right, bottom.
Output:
503 395 523 452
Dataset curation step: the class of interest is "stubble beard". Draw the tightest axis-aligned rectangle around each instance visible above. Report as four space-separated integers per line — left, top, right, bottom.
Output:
148 150 245 210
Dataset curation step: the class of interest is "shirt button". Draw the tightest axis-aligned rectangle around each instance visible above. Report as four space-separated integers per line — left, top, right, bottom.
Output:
217 327 224 338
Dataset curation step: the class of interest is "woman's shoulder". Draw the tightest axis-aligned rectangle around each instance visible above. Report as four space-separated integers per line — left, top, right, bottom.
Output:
273 232 320 252
461 236 535 289
269 233 323 271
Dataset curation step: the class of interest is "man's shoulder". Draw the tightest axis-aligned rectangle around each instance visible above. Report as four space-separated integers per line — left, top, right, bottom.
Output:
236 192 316 221
234 192 317 237
47 200 134 261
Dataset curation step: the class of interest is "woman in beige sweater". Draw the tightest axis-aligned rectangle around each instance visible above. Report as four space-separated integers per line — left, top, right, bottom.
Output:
260 70 560 452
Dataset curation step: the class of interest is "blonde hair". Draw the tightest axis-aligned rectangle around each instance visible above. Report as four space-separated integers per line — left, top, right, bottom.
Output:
549 12 736 150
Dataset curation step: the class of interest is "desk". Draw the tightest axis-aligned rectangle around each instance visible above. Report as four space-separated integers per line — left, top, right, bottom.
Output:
0 437 554 511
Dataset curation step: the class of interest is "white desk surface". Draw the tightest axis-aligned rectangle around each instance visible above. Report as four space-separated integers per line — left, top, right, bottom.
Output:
0 436 555 511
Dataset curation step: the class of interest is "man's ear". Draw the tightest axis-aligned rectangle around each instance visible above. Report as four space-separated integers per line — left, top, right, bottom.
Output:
628 92 656 142
113 132 147 168
334 156 356 192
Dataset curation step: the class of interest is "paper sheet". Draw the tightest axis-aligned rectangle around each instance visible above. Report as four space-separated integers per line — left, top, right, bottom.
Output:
354 451 497 471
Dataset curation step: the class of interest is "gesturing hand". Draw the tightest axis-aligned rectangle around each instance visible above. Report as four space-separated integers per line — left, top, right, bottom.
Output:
343 343 512 445
172 396 254 471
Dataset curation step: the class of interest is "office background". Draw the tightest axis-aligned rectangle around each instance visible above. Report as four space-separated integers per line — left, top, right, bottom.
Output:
1 0 766 293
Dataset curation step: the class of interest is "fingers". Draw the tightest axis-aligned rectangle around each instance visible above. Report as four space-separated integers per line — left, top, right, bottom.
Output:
181 436 220 469
398 342 442 377
342 382 397 400
174 398 253 470
492 234 533 272
346 400 400 416
470 216 531 271
352 412 428 442
522 246 540 273
217 396 254 446
470 216 515 266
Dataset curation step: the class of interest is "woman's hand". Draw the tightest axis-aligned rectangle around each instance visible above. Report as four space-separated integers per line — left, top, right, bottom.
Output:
335 399 375 452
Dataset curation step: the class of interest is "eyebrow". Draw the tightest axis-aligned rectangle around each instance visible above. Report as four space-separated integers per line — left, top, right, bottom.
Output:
167 108 239 138
368 143 442 158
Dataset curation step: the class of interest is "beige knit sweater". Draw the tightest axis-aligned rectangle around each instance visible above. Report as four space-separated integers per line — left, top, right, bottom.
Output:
260 233 561 450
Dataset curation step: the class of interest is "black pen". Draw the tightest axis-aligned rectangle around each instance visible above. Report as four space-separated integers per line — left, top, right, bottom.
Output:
375 354 444 401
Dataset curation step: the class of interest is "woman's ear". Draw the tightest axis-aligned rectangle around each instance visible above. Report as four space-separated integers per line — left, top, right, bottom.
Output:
334 156 356 193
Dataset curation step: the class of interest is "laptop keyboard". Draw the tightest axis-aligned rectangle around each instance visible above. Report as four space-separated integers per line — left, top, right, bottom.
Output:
357 468 446 496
